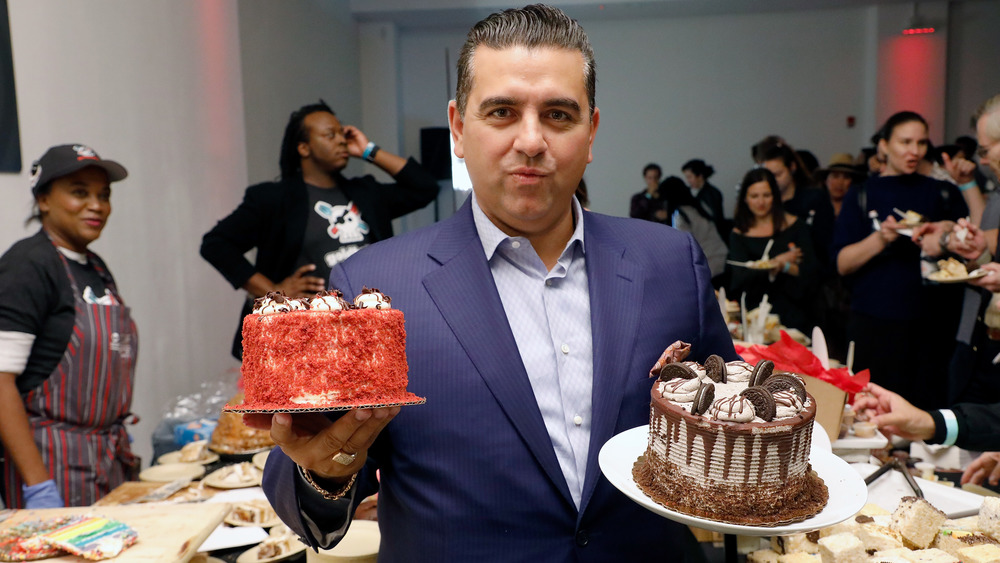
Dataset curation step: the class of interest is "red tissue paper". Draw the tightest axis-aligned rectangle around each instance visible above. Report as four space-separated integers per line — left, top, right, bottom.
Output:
734 331 869 394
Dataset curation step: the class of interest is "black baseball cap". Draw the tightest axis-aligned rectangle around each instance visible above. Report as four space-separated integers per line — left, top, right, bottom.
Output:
29 144 128 195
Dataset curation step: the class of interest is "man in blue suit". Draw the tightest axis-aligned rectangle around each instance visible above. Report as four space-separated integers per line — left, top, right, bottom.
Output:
253 5 736 561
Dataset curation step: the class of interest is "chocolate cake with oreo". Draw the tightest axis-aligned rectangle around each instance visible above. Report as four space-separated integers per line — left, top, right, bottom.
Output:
633 341 828 526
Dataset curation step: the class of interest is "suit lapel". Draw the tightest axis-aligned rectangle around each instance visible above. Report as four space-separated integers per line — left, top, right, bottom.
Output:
422 202 575 506
579 214 643 513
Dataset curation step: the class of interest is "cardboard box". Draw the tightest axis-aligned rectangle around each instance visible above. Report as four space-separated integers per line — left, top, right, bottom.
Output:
801 374 847 444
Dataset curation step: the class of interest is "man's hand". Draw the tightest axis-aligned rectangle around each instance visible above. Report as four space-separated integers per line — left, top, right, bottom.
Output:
244 407 399 482
852 383 936 441
911 221 954 257
942 152 977 185
343 125 371 159
949 218 988 260
970 263 1000 292
275 264 326 298
962 452 1000 486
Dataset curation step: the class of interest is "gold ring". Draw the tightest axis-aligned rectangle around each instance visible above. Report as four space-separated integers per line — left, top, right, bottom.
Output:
332 451 357 465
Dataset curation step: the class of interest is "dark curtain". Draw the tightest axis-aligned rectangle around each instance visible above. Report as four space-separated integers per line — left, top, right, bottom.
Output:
0 0 21 173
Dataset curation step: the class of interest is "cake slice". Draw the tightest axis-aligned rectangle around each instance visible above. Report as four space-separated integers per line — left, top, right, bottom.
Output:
907 548 958 562
932 529 998 559
859 503 892 517
867 547 913 562
772 532 821 554
980 497 1000 540
958 543 1000 563
818 532 866 563
942 516 979 532
890 497 947 549
749 548 782 563
778 553 821 563
855 518 904 553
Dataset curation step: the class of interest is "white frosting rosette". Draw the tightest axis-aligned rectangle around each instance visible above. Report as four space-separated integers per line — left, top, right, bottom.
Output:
710 395 755 422
659 377 702 402
354 289 392 310
773 389 804 419
724 361 755 382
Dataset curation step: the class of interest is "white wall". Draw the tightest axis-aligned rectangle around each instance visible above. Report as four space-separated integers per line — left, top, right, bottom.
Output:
1 0 248 465
398 6 874 219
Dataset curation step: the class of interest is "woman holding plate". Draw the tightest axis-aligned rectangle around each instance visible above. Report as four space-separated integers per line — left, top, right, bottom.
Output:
727 167 818 333
833 111 968 410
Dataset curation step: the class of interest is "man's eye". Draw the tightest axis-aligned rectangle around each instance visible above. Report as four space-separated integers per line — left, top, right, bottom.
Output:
490 108 510 118
550 111 568 121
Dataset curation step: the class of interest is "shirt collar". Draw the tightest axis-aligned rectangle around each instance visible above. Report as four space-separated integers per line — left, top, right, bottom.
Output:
470 192 586 261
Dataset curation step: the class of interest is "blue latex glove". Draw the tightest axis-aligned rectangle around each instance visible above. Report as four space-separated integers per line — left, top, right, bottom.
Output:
23 479 65 509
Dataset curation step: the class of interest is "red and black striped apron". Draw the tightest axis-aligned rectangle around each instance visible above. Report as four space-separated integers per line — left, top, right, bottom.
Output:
2 250 138 507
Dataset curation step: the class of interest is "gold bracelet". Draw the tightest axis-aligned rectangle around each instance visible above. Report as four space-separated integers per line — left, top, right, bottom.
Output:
298 466 357 501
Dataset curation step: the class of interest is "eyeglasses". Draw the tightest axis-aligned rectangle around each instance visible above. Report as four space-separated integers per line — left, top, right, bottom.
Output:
979 140 997 160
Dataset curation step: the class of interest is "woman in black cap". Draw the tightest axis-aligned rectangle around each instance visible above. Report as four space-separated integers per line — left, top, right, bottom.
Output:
0 144 138 508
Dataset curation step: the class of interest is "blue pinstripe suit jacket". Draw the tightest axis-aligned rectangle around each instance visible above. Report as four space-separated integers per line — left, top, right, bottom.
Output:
263 198 736 562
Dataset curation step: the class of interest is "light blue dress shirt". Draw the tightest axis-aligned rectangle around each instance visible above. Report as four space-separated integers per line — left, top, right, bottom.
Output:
470 193 594 508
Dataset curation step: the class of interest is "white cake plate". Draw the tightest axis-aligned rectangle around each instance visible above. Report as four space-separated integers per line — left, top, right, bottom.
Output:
599 425 866 537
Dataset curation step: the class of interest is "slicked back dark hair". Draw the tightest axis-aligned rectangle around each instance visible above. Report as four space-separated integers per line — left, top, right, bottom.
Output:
455 4 595 118
279 100 335 181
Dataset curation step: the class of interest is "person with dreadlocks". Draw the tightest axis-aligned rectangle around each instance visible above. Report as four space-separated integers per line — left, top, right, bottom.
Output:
201 101 439 359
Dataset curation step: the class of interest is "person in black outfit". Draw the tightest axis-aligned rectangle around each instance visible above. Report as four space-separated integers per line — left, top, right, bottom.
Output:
682 159 730 242
629 163 668 224
201 101 439 359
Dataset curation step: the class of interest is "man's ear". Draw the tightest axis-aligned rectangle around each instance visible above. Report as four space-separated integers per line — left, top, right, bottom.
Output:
587 107 600 164
297 141 310 159
448 100 465 159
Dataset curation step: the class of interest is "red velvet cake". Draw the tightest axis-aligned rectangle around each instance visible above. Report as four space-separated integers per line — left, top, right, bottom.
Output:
233 289 423 411
633 342 828 526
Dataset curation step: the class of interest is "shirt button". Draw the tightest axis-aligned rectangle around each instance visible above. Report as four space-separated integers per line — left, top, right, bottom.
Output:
545 279 553 286
561 344 570 354
573 415 583 426
510 240 521 249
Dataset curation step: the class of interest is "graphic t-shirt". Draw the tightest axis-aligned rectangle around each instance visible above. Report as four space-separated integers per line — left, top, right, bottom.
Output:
298 184 373 284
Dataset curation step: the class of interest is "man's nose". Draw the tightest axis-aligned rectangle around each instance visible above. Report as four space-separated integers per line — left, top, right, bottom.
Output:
513 116 546 158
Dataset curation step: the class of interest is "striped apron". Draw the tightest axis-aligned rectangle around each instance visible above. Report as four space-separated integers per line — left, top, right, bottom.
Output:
2 249 138 507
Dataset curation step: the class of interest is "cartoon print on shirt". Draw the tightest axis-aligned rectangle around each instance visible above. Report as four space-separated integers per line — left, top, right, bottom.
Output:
82 286 119 306
314 201 370 244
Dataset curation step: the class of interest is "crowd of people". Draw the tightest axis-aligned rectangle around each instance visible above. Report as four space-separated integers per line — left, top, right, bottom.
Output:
2 3 1000 560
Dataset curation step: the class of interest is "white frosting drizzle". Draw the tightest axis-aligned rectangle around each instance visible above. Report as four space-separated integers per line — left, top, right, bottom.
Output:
255 296 291 315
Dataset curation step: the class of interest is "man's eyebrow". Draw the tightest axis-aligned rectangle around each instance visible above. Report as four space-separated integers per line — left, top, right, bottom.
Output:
478 97 519 112
543 98 581 113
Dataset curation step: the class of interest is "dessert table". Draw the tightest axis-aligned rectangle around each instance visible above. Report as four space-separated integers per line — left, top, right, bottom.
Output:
0 503 230 562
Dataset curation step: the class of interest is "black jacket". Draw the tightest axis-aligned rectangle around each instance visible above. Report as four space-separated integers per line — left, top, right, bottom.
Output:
200 158 439 358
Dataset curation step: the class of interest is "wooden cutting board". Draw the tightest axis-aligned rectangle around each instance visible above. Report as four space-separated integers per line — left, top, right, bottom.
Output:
0 502 230 562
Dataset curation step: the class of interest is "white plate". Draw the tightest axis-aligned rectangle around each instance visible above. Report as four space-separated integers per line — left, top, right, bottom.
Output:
204 463 263 489
224 500 280 528
598 425 866 536
236 539 307 563
811 421 832 453
928 268 988 283
138 462 206 483
832 428 889 450
853 462 983 517
157 445 220 466
252 450 271 471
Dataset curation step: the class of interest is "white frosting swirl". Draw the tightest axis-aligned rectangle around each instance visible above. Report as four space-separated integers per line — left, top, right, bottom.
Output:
354 290 391 310
659 377 702 402
310 294 346 311
680 361 706 379
724 361 754 382
709 395 756 422
773 390 804 418
254 295 292 315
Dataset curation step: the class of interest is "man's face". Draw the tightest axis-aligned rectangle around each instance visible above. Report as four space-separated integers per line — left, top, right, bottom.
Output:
977 114 1000 179
299 111 350 173
448 45 599 238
